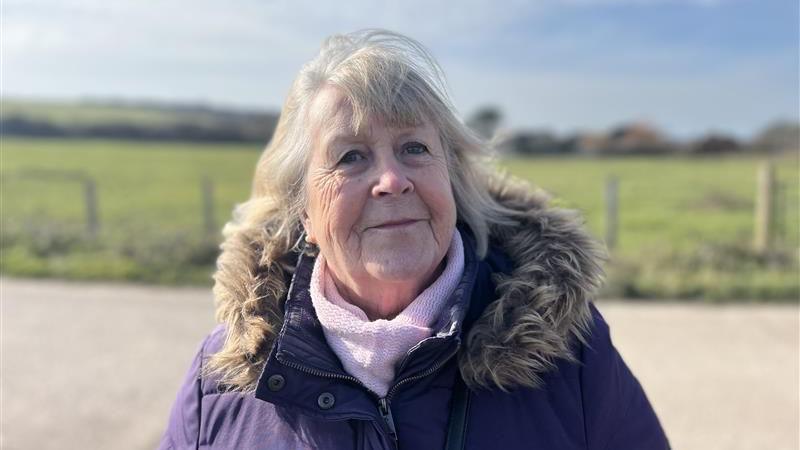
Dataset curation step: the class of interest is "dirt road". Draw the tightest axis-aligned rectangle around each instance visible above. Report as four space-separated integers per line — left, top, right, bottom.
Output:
2 277 798 449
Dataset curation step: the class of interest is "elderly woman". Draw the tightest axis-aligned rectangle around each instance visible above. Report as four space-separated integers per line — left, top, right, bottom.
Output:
159 30 669 449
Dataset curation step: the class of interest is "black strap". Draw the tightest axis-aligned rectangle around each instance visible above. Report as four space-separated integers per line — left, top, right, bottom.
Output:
444 371 470 450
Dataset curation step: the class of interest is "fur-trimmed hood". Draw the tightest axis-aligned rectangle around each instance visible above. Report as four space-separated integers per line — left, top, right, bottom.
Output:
209 178 608 392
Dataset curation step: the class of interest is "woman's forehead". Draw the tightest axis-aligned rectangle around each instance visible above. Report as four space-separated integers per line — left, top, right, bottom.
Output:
308 86 432 144
307 86 351 130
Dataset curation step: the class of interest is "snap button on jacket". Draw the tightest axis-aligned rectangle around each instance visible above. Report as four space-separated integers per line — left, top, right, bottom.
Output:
159 184 670 450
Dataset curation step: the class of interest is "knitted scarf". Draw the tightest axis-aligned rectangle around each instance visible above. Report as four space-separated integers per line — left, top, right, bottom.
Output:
308 230 465 397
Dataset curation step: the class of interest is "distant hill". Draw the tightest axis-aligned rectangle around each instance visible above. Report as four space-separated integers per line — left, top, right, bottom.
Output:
1 98 279 143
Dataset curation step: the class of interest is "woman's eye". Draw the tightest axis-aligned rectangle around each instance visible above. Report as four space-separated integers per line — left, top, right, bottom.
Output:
404 142 429 155
338 150 364 165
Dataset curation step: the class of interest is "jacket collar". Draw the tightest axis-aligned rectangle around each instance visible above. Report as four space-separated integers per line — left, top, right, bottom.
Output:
209 178 608 393
262 226 482 395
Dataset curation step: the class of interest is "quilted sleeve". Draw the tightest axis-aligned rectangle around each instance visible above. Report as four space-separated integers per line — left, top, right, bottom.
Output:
157 333 212 450
579 302 671 450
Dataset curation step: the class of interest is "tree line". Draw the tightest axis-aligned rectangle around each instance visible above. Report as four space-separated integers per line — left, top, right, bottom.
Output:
2 100 797 155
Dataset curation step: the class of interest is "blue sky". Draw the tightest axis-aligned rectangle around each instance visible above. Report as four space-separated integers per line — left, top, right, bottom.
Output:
3 0 798 139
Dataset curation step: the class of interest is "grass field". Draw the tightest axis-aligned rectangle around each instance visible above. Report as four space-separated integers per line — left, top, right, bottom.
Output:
2 137 798 299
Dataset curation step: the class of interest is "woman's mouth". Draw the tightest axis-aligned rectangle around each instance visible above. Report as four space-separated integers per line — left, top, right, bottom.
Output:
371 219 421 230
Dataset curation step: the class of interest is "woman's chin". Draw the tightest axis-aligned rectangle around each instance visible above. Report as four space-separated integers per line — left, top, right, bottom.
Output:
356 231 448 285
364 264 422 283
363 252 436 284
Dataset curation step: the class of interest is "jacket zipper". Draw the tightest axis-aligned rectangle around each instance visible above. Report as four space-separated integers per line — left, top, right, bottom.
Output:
277 355 399 446
378 344 461 447
276 354 367 390
378 397 398 443
276 342 461 448
384 344 460 402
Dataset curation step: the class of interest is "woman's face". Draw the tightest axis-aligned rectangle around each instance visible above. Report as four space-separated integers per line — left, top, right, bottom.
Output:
303 86 457 295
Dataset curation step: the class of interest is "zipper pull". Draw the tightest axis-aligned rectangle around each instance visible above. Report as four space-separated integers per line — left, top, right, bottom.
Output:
378 397 398 444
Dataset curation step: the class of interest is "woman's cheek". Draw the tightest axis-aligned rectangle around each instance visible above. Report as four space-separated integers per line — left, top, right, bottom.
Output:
421 164 456 242
307 169 343 242
420 164 453 209
317 173 352 244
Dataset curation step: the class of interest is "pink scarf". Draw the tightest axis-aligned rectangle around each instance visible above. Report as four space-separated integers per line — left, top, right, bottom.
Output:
309 230 464 397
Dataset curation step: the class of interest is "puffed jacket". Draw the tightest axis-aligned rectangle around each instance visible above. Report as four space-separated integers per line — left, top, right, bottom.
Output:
159 180 670 449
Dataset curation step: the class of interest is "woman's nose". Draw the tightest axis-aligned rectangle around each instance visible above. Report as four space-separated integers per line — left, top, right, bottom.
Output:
372 160 413 197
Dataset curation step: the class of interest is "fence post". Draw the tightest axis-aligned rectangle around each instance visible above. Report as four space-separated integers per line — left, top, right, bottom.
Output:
83 178 99 238
202 176 216 236
774 180 786 246
753 161 775 254
605 175 618 251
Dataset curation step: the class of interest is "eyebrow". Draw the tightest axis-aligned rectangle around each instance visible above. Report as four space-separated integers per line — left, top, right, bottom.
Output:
320 119 433 157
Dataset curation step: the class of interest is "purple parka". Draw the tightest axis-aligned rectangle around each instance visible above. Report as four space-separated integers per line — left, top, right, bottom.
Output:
159 184 670 450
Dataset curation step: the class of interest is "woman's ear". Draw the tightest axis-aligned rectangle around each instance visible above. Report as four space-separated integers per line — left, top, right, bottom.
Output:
301 212 317 244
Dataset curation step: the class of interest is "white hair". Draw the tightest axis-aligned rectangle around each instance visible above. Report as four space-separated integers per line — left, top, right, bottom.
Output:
224 29 517 259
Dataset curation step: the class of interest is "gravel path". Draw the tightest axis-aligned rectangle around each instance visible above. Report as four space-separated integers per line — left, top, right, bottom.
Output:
2 277 798 449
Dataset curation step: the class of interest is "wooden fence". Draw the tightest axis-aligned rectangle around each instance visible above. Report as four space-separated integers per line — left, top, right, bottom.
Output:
8 162 792 254
598 161 787 254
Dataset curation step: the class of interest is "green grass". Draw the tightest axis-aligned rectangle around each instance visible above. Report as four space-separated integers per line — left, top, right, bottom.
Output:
501 154 799 300
2 138 260 284
2 137 798 299
501 155 799 257
2 138 260 231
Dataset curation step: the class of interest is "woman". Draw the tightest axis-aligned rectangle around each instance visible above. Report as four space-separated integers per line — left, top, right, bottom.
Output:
159 30 669 449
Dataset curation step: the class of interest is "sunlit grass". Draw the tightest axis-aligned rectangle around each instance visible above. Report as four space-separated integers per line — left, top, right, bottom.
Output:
2 137 798 299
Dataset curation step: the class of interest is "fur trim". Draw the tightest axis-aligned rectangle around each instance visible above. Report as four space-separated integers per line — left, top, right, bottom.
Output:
207 178 607 392
458 179 607 390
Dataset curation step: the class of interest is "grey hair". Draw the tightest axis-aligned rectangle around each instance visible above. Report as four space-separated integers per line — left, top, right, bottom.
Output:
223 29 518 260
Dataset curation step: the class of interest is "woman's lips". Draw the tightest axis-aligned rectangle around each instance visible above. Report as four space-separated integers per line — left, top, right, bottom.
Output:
370 219 421 230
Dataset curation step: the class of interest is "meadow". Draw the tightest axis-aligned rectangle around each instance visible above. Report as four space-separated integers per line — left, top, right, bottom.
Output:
2 137 798 300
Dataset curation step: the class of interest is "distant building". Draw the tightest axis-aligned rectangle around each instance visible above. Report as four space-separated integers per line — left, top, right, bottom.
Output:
494 129 575 156
608 122 674 155
571 132 611 155
573 122 676 155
